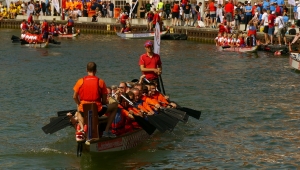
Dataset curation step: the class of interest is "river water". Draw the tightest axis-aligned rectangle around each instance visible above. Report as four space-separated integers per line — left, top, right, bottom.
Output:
1 28 300 169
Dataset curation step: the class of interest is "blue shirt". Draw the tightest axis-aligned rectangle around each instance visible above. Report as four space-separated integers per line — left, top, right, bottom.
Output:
283 16 289 23
263 1 270 10
245 5 252 15
270 0 276 11
294 6 297 13
259 14 263 21
277 0 284 6
256 6 261 13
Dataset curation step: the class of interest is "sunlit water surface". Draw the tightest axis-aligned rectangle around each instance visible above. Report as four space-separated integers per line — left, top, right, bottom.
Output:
1 29 300 169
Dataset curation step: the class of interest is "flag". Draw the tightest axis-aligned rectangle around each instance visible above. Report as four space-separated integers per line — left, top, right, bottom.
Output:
288 0 296 6
154 23 160 54
53 0 60 13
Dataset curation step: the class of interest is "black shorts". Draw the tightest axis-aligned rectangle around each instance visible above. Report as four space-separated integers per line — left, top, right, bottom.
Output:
263 26 269 34
297 20 300 27
42 32 49 39
121 23 126 28
172 12 179 19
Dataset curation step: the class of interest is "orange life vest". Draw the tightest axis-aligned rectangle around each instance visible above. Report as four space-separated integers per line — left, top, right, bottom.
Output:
79 76 101 102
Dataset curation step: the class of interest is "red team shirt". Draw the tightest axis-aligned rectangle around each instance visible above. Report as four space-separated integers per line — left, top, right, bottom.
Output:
139 53 162 80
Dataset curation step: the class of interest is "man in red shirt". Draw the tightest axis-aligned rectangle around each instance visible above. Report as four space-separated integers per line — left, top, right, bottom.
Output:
224 0 234 23
152 9 160 30
139 41 162 91
268 11 276 45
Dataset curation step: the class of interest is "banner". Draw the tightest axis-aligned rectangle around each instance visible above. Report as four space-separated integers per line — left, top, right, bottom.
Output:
154 23 160 54
129 0 138 18
288 0 296 6
53 0 60 13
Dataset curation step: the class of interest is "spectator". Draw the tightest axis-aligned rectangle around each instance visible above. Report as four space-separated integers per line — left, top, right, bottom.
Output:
263 0 270 11
108 1 114 18
294 2 298 20
145 1 152 12
224 0 234 27
268 11 276 45
244 2 252 31
216 4 223 24
102 1 107 18
165 1 171 19
208 0 216 28
140 3 146 18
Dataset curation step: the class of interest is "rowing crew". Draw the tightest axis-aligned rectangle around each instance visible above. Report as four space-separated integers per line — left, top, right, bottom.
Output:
215 32 257 47
69 73 177 142
20 17 77 36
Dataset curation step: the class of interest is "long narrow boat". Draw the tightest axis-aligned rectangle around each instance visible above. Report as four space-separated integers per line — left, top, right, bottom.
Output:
218 45 258 53
289 52 300 70
22 42 49 48
85 129 150 152
56 32 79 38
116 30 168 39
258 44 289 54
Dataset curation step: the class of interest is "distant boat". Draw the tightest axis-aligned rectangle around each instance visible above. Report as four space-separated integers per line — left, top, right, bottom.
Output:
116 30 168 39
290 52 300 70
218 45 258 53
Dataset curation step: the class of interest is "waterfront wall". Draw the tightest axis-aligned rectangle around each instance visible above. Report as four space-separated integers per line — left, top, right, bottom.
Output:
0 19 296 44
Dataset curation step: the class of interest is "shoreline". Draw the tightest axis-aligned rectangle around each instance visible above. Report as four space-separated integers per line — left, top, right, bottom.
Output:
1 18 297 44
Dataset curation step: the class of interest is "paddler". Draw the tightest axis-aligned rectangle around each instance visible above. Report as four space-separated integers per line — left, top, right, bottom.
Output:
72 62 118 138
139 40 162 92
41 20 49 43
66 16 75 34
120 11 129 33
247 20 257 46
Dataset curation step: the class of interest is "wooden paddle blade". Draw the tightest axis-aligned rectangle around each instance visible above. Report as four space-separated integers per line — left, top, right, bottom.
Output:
178 107 201 120
133 115 156 135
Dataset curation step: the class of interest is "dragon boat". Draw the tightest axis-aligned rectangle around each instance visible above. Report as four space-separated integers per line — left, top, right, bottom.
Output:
42 101 201 156
218 45 258 53
116 30 168 39
11 33 60 48
258 44 289 55
289 52 300 70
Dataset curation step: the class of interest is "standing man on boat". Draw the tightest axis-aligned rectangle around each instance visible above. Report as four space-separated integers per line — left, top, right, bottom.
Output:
139 41 162 91
66 16 74 34
73 62 118 138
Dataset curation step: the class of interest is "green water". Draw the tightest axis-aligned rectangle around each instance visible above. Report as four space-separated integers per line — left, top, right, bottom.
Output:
1 28 300 169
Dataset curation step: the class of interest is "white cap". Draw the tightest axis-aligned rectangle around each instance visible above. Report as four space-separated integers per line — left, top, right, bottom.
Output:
272 11 275 14
296 1 299 3
254 3 257 5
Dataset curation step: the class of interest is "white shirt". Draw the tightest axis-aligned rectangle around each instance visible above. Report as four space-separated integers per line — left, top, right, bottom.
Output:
275 16 284 29
261 12 269 26
297 6 300 19
216 7 223 18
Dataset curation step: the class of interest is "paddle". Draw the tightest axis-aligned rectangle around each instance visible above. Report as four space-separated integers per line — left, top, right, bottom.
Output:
120 94 179 133
42 116 71 134
42 110 76 134
109 94 157 135
222 45 231 49
158 75 166 95
146 77 202 120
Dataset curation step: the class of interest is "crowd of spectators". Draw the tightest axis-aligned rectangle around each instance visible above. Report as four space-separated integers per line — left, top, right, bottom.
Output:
0 0 115 20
